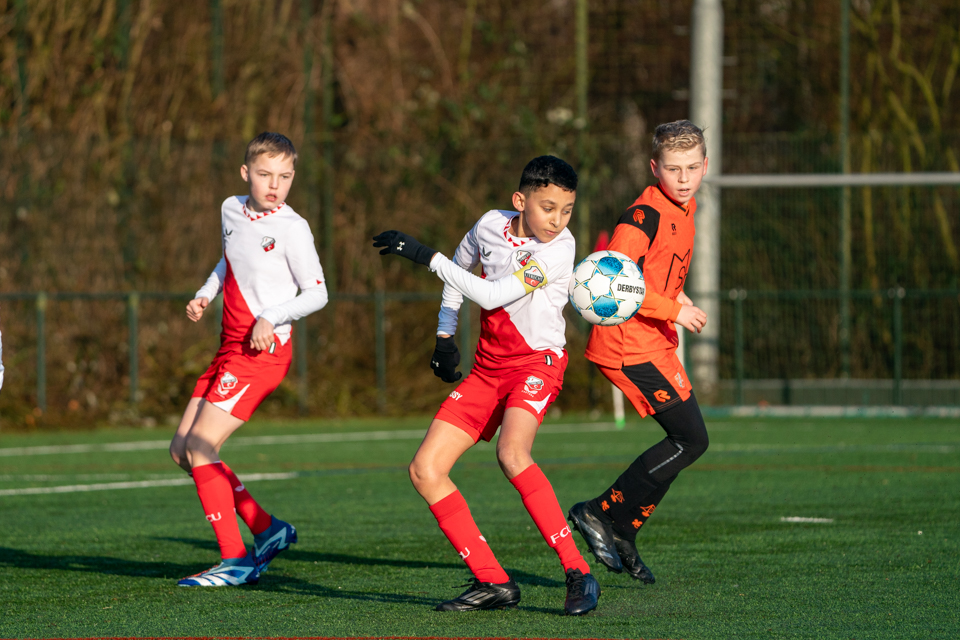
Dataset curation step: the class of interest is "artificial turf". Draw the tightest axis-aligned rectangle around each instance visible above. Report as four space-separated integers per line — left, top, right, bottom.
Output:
1 415 958 639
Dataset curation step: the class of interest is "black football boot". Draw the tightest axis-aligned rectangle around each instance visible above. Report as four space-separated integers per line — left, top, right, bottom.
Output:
567 501 624 573
435 577 521 611
563 568 600 615
611 530 656 584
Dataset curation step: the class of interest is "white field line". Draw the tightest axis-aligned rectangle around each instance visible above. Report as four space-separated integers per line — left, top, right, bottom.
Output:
0 422 622 458
0 472 299 497
781 516 835 523
708 442 958 454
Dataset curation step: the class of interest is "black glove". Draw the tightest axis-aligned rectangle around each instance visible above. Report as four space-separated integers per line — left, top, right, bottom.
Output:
430 335 462 383
372 230 436 267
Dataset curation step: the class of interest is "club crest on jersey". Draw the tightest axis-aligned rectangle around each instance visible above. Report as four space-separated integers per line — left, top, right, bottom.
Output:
516 249 533 266
523 375 545 396
523 265 544 288
261 236 276 252
217 371 238 396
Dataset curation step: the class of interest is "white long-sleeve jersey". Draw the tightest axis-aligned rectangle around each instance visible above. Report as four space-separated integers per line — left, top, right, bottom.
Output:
430 209 575 368
195 196 328 347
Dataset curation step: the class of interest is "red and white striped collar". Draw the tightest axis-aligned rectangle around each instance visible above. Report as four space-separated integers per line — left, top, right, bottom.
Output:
503 216 532 248
243 199 286 221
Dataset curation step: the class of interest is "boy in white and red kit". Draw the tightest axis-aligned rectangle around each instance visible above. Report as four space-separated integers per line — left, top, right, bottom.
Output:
373 156 600 616
169 132 328 587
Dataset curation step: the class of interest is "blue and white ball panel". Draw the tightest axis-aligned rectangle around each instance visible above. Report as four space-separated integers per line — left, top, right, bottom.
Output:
568 250 646 326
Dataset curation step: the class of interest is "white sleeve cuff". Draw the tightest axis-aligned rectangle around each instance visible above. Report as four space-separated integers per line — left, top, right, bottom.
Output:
437 305 459 336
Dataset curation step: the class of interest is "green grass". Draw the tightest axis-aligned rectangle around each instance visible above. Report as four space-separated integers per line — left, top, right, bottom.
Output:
1 415 959 639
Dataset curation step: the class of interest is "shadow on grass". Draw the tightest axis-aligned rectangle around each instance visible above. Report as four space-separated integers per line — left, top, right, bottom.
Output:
0 541 570 614
255 573 565 614
0 545 198 579
158 536 566 588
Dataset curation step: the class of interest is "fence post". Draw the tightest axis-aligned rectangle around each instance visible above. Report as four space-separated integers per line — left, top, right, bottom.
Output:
297 317 308 415
321 7 337 295
839 0 852 378
36 292 46 412
733 289 745 406
892 287 904 405
375 290 387 413
575 0 590 259
127 292 139 408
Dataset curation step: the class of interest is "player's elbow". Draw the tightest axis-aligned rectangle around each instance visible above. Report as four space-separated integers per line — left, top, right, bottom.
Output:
476 298 501 311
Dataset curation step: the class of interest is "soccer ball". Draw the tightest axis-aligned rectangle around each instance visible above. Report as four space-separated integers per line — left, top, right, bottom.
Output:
568 250 645 326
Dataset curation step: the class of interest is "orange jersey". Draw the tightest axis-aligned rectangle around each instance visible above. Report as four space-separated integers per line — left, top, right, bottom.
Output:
585 184 696 367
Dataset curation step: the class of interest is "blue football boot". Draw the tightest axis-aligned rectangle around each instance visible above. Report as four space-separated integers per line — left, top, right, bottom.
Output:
253 515 298 572
178 552 259 587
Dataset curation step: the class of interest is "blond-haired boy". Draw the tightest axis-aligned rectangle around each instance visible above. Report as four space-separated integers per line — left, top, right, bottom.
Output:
568 120 710 584
169 132 328 587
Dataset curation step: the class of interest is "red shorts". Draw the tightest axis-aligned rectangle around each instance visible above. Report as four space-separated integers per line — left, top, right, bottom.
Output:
192 340 292 421
597 350 692 418
435 353 567 443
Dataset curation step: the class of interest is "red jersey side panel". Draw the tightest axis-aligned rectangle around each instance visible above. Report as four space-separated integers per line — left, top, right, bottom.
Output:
453 210 575 370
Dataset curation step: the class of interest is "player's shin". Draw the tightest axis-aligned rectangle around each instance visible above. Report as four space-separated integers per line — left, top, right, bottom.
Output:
429 491 510 584
220 461 272 535
588 454 663 538
510 464 590 575
618 476 674 541
192 462 247 559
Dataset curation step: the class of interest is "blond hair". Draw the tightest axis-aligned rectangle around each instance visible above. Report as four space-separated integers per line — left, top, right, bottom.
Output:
652 120 706 161
244 132 298 166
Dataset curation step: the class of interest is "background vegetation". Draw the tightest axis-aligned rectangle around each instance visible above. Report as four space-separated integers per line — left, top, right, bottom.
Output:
0 0 957 427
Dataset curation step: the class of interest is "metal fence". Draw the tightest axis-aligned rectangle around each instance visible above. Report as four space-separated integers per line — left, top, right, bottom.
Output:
1 288 957 418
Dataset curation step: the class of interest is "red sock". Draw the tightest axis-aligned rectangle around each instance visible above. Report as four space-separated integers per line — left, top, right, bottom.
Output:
510 464 590 574
429 491 510 584
220 461 272 535
192 462 247 560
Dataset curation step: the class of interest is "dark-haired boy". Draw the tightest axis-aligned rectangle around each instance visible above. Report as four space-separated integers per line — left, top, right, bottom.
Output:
567 120 710 584
373 156 600 615
169 132 328 587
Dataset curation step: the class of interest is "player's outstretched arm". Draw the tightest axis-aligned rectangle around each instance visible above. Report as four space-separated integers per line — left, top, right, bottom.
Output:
372 230 437 266
431 334 462 382
186 297 210 322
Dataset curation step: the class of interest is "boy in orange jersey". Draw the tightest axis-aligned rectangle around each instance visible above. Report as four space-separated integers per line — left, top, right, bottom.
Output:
567 120 710 584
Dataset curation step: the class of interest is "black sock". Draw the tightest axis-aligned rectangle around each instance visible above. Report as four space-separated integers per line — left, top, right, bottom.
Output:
613 476 674 541
587 455 662 536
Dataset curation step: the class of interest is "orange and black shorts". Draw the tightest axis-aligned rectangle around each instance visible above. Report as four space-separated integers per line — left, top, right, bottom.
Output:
596 350 692 418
